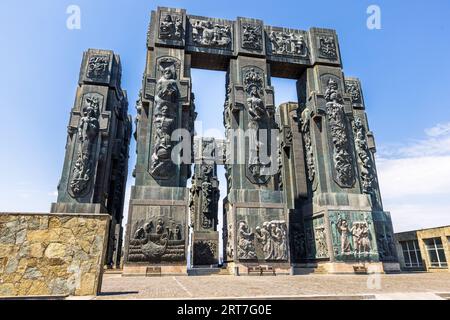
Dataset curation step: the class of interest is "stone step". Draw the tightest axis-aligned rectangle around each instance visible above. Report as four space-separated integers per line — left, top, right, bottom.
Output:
188 268 228 276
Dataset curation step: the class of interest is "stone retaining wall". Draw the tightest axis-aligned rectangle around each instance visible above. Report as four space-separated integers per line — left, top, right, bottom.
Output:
0 213 110 297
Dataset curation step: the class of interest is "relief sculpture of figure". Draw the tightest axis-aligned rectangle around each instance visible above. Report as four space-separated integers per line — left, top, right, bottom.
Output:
70 96 100 196
237 221 257 259
245 68 268 181
255 222 272 260
160 14 182 39
351 222 371 253
256 221 288 260
325 79 354 187
192 20 231 47
150 60 179 178
269 31 308 57
226 223 234 259
337 218 352 254
301 106 315 182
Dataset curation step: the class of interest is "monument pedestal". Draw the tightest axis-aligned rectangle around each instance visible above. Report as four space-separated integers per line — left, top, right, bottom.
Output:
123 186 189 276
192 231 220 267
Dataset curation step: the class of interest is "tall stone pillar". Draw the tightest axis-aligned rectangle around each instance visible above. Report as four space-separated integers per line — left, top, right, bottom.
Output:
223 17 290 275
123 7 195 276
52 49 132 268
285 28 400 272
189 138 221 267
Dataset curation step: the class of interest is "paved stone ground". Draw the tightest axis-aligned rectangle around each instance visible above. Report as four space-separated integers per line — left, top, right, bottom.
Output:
97 272 450 300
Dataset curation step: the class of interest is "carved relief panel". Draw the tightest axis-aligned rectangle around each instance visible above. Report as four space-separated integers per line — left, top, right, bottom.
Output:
304 215 330 260
329 211 379 262
241 66 277 185
267 28 309 58
237 18 265 56
188 17 233 50
322 76 356 188
309 28 341 66
68 93 104 198
235 208 289 262
345 79 365 109
127 209 186 264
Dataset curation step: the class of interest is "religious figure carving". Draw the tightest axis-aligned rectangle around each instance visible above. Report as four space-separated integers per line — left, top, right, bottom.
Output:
244 68 270 183
255 221 288 261
336 218 352 254
159 14 183 40
269 31 308 57
226 223 234 259
242 24 262 51
193 241 217 265
150 58 180 178
315 226 328 258
318 36 337 59
70 95 101 197
351 222 371 253
128 219 185 262
87 55 109 80
192 20 232 48
301 106 315 182
353 117 375 195
345 80 361 103
237 221 257 259
325 79 355 187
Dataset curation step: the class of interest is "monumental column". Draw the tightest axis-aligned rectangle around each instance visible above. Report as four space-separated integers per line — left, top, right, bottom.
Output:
52 49 132 268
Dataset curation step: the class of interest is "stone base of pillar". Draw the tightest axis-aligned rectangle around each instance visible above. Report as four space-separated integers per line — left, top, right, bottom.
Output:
293 261 400 274
225 262 291 276
122 264 188 277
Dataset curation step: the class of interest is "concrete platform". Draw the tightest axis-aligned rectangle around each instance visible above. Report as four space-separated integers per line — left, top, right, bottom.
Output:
97 272 450 300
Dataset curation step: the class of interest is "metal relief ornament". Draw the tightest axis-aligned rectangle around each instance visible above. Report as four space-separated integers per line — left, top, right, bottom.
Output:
300 107 315 182
318 36 337 59
86 55 109 80
192 20 232 48
150 58 180 179
69 94 101 197
159 14 183 40
269 31 308 57
242 24 263 51
325 79 355 187
255 221 288 261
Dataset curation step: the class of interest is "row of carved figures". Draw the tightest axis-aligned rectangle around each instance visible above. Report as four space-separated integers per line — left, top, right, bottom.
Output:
237 220 288 261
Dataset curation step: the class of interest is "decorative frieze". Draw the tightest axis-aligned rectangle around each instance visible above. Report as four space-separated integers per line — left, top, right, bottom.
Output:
159 13 183 40
191 19 232 49
318 36 337 59
241 24 263 51
268 31 308 57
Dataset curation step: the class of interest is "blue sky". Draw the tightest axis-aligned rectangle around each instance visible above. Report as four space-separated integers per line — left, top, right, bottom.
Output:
0 0 449 232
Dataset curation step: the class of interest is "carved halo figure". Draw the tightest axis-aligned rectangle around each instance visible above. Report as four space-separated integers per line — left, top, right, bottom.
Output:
237 221 257 259
256 222 272 260
337 218 352 254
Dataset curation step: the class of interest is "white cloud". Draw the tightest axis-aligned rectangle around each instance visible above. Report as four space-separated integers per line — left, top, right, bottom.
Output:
425 122 450 137
377 122 450 232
